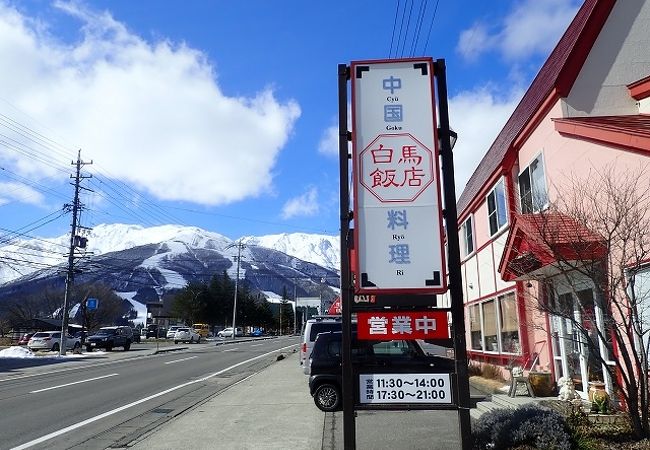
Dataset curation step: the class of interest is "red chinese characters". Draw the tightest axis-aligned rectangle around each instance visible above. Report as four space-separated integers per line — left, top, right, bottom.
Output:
359 133 435 203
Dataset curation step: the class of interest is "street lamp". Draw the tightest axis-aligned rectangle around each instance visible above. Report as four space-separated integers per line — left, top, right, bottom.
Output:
438 127 457 150
226 240 245 340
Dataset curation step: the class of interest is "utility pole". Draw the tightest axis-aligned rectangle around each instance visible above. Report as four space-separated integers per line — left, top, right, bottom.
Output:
60 150 92 356
293 282 298 335
231 240 243 340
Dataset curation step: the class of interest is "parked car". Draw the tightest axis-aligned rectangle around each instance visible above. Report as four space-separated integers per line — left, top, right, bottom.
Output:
131 328 141 343
250 329 264 337
217 327 243 338
300 316 342 374
174 327 201 344
86 326 133 352
307 331 454 412
17 333 34 346
144 324 166 338
27 331 81 352
166 325 182 339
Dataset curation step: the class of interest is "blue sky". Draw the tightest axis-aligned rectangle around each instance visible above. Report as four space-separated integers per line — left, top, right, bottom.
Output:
0 0 582 241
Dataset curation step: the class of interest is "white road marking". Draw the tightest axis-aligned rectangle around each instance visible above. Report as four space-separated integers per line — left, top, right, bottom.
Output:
223 348 239 352
11 343 298 450
250 343 264 347
164 356 198 365
29 373 119 394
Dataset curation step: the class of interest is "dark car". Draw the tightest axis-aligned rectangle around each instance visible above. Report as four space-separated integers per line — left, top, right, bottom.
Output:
131 328 141 343
145 324 166 338
86 326 133 352
307 331 454 412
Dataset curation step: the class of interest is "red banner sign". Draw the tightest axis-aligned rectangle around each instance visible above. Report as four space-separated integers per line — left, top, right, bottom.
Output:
357 310 448 340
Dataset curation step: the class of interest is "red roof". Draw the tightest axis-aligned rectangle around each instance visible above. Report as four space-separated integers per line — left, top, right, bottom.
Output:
553 114 650 152
457 0 616 216
498 213 607 281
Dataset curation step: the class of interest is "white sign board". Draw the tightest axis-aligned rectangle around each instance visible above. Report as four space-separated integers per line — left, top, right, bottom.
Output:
359 373 452 404
351 59 446 294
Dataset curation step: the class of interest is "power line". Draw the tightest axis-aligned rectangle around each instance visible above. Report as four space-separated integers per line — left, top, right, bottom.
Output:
422 0 440 56
389 0 402 58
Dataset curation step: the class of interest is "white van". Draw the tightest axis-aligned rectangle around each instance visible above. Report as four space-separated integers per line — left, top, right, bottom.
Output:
300 316 341 375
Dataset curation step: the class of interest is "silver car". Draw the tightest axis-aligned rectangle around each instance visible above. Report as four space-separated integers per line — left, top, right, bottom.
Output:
166 325 181 339
28 331 81 352
174 327 200 344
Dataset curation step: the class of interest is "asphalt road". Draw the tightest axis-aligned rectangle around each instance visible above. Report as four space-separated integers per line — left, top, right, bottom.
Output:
0 337 299 450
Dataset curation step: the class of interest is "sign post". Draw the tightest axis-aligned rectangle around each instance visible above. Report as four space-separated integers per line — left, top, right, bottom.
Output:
339 58 471 449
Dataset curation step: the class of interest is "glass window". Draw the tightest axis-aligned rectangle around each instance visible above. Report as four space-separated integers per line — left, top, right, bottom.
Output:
487 179 508 235
461 216 474 256
469 304 482 350
498 293 520 354
631 268 650 357
482 300 498 352
372 340 409 356
519 155 548 213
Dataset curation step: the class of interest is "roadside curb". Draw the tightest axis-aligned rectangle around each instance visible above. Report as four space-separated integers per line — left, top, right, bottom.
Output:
152 346 189 354
214 336 278 346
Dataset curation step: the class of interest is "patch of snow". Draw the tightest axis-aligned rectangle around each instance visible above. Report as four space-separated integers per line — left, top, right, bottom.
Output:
117 292 147 325
0 346 36 358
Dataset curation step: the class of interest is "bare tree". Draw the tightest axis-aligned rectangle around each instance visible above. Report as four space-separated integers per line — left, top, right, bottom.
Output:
511 165 650 438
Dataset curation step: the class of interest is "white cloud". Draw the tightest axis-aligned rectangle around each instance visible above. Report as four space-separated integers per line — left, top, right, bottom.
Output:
281 187 319 219
457 0 581 61
318 104 351 158
0 181 46 206
0 1 300 206
318 123 339 157
448 85 524 194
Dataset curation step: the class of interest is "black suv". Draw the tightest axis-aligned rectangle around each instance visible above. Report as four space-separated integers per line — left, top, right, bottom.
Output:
308 331 454 412
86 326 133 352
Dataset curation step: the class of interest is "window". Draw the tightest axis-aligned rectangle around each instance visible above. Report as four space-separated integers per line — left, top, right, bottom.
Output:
482 300 498 352
487 179 508 235
461 216 474 256
499 293 520 353
468 292 520 354
519 155 548 213
469 304 482 350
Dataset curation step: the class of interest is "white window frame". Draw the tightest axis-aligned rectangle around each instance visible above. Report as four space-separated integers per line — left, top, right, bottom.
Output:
468 292 520 355
487 178 508 236
461 215 474 257
518 152 548 213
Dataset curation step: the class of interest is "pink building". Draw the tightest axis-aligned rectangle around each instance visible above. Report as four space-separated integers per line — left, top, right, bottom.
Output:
453 0 650 402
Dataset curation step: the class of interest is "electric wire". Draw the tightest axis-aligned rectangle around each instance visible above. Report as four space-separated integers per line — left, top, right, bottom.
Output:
389 0 401 58
422 0 440 56
399 0 415 58
409 0 428 57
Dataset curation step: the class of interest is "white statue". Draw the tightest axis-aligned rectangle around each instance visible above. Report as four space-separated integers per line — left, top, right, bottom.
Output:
557 376 580 401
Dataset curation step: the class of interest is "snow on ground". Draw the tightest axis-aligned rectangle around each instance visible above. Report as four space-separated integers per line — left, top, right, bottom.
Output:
0 346 93 358
139 241 188 289
118 291 147 325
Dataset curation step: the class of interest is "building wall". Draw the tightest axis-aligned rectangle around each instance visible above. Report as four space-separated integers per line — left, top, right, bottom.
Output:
563 0 650 117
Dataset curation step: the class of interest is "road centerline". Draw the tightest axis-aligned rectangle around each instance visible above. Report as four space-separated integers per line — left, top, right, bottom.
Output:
164 356 198 365
223 348 239 352
29 373 119 394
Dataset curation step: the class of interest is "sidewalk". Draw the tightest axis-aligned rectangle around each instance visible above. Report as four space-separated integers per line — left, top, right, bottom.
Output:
129 351 323 450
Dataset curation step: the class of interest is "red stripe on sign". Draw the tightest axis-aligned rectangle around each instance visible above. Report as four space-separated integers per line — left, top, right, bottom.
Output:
357 311 449 340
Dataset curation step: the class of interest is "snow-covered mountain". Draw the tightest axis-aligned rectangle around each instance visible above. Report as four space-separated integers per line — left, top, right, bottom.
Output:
0 223 340 286
242 232 339 272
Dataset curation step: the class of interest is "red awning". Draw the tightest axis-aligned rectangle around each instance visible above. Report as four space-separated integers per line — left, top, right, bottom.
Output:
498 213 607 282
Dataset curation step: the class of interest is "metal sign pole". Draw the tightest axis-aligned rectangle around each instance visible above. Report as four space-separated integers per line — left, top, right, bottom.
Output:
434 58 472 450
338 63 356 449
